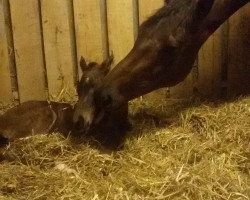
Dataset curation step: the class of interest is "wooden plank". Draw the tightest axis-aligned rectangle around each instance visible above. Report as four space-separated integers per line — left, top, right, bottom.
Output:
0 0 13 103
196 27 223 99
41 0 76 98
106 0 136 66
228 4 250 97
169 73 194 99
173 24 223 100
9 0 46 102
73 0 106 76
2 0 19 101
138 0 164 24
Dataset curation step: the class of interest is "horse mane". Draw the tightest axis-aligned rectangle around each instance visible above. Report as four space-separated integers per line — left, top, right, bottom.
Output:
139 0 192 31
139 0 213 35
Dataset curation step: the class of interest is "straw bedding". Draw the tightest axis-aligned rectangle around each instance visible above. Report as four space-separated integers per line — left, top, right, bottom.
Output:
0 97 249 200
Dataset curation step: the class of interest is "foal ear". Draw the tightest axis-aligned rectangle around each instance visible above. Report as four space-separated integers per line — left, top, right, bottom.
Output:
79 56 88 72
100 53 114 75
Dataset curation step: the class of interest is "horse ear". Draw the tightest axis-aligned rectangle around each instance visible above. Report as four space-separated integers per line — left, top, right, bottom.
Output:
79 56 88 72
100 52 114 75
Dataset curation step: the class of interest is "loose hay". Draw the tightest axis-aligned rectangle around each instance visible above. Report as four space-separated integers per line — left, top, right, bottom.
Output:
0 97 249 200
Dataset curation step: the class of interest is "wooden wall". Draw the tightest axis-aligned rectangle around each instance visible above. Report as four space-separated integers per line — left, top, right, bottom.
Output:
0 0 12 103
0 0 249 104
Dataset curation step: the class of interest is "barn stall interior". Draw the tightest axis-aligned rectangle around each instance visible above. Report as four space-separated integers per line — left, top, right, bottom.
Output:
0 0 250 199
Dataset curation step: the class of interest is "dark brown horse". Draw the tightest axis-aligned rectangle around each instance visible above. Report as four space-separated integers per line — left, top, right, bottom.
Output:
73 0 249 132
74 55 130 149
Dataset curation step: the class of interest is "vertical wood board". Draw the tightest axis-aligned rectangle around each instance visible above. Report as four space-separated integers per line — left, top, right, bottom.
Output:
1 0 249 103
74 0 106 77
2 0 19 101
0 0 12 103
106 0 135 66
41 0 76 98
138 0 164 24
197 27 223 98
9 0 46 102
228 4 250 97
169 74 194 99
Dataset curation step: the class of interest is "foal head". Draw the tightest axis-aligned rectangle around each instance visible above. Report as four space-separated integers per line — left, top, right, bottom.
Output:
73 55 113 132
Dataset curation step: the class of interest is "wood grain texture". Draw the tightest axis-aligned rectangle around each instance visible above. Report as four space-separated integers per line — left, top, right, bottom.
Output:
0 0 13 103
41 0 76 98
138 0 164 24
197 28 223 99
9 0 46 102
228 4 250 97
74 0 106 76
106 0 135 66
